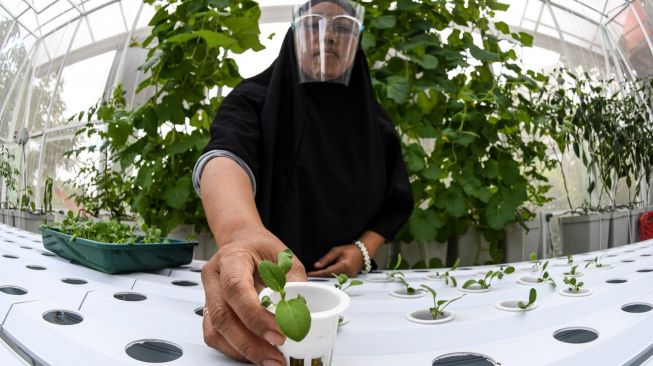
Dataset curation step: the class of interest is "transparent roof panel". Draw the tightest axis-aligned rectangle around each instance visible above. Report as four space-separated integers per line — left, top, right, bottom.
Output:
86 2 125 42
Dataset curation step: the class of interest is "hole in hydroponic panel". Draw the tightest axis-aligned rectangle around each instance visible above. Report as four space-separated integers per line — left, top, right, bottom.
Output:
553 327 598 344
432 352 497 366
20 246 32 250
621 303 653 313
43 310 83 325
2 255 18 259
0 286 27 295
194 307 204 317
412 270 430 273
41 252 55 257
308 278 328 282
637 269 653 273
369 270 382 274
61 278 87 285
606 279 627 284
458 267 473 270
114 292 147 302
125 340 183 363
171 280 198 287
606 254 618 257
189 268 202 273
5 240 13 243
26 265 46 270
622 260 635 263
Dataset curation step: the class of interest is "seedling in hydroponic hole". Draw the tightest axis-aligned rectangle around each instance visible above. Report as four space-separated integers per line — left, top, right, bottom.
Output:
529 252 541 270
386 254 405 281
567 255 574 265
397 276 419 295
563 265 580 276
585 255 607 269
536 261 556 287
518 288 537 310
563 276 584 293
420 284 465 319
332 273 363 292
432 257 460 287
462 266 515 290
259 249 311 342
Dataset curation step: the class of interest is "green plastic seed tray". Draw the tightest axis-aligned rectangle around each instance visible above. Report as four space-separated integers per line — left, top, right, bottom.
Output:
39 227 198 274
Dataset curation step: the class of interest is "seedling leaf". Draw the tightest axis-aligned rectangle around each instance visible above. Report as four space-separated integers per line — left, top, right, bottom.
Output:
258 260 286 293
275 298 311 342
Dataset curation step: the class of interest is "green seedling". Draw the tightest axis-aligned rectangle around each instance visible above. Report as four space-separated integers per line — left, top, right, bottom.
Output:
564 264 579 276
529 252 542 270
397 276 419 295
259 249 311 342
433 257 459 287
585 255 607 268
332 273 363 292
420 284 465 319
43 210 167 244
386 254 405 280
536 261 556 287
566 254 574 264
462 266 515 290
563 276 584 292
518 288 537 310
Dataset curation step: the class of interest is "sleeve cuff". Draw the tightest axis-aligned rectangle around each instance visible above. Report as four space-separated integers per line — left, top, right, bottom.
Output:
192 150 257 197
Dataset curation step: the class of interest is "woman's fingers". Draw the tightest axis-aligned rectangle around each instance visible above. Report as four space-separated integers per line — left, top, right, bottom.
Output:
217 249 286 346
201 249 285 366
313 247 343 269
201 311 246 362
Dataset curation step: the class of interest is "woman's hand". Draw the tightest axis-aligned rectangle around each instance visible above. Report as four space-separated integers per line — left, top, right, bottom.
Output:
307 244 364 277
201 228 307 366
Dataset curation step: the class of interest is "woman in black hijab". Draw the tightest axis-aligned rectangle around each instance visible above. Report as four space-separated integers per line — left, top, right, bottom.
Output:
197 0 413 364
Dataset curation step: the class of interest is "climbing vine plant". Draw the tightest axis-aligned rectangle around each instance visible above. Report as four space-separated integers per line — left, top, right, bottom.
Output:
361 0 555 262
73 0 264 235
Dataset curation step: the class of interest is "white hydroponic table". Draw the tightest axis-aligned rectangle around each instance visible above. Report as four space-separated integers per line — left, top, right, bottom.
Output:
1 222 653 366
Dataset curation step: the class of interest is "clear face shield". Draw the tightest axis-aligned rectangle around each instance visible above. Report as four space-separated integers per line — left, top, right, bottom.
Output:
292 0 364 85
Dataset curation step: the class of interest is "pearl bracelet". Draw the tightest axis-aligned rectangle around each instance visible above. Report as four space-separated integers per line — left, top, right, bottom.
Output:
354 240 372 274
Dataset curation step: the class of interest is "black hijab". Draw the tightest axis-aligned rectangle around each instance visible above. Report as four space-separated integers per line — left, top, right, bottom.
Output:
204 27 413 269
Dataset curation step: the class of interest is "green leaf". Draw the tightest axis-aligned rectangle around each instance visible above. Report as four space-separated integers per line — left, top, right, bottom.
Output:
462 279 476 289
162 176 191 209
258 261 285 292
417 55 439 70
435 186 466 218
409 208 442 242
494 21 510 34
361 32 376 50
504 266 515 274
488 0 510 11
276 298 311 342
517 32 534 47
469 44 500 62
386 76 411 103
278 249 293 275
528 288 536 304
370 15 396 29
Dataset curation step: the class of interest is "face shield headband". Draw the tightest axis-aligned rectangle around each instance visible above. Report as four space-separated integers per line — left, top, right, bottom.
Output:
292 0 364 86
